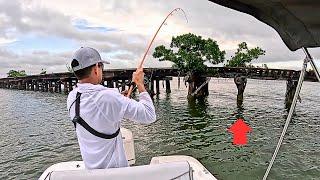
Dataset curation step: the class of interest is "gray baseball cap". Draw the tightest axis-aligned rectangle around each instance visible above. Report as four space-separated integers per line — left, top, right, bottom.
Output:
71 47 110 71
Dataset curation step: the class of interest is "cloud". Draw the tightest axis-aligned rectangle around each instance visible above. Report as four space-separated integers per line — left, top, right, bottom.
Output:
0 48 70 75
0 0 319 77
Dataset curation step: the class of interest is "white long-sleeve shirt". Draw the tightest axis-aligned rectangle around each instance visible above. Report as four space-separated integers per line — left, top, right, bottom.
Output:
67 83 156 169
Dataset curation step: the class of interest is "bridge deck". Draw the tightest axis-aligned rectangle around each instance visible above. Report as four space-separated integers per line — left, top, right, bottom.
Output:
0 67 317 82
0 67 317 94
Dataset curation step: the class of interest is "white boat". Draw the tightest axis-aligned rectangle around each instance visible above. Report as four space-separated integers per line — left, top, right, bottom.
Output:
39 128 218 180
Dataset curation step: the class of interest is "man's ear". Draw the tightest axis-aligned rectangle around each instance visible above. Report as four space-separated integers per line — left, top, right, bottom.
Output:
93 65 98 75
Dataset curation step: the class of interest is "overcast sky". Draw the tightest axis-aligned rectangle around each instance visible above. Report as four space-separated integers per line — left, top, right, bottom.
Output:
0 0 319 77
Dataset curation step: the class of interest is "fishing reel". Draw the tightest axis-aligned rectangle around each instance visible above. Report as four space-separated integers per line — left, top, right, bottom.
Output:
125 76 150 85
125 76 151 91
143 76 151 85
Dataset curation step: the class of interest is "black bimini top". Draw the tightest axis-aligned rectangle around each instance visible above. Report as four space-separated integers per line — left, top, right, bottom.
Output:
209 0 320 51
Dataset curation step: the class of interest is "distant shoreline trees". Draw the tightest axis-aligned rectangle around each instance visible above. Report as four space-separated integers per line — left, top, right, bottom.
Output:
6 69 50 77
7 70 27 77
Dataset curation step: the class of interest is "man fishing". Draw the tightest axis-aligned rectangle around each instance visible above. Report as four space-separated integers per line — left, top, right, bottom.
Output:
67 47 157 169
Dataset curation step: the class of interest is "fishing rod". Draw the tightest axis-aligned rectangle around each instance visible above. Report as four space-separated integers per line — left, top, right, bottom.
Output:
126 8 188 97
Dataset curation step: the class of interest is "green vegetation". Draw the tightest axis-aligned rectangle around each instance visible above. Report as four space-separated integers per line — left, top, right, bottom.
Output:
153 33 225 74
225 42 265 67
153 33 265 97
153 33 265 73
7 70 27 77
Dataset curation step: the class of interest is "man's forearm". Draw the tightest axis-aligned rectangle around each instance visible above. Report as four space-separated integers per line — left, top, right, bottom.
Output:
137 84 146 93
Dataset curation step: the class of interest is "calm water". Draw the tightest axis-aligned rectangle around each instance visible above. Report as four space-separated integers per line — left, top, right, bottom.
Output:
0 78 319 180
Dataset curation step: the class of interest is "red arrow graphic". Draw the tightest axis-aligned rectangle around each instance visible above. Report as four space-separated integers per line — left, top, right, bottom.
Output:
228 119 252 145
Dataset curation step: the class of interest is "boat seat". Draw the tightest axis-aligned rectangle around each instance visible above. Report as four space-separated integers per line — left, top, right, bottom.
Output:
45 161 193 180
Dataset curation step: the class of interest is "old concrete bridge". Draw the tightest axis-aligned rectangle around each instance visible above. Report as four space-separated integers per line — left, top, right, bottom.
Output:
0 67 317 93
0 67 317 107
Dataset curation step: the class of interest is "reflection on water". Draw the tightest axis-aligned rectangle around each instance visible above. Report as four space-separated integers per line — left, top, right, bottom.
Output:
0 78 319 180
187 97 209 117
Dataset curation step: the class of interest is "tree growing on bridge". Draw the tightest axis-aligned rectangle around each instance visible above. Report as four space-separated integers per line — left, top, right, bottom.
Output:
7 70 27 77
225 42 265 67
153 33 226 98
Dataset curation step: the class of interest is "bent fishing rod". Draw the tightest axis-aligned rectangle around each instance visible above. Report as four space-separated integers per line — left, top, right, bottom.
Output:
126 8 188 97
